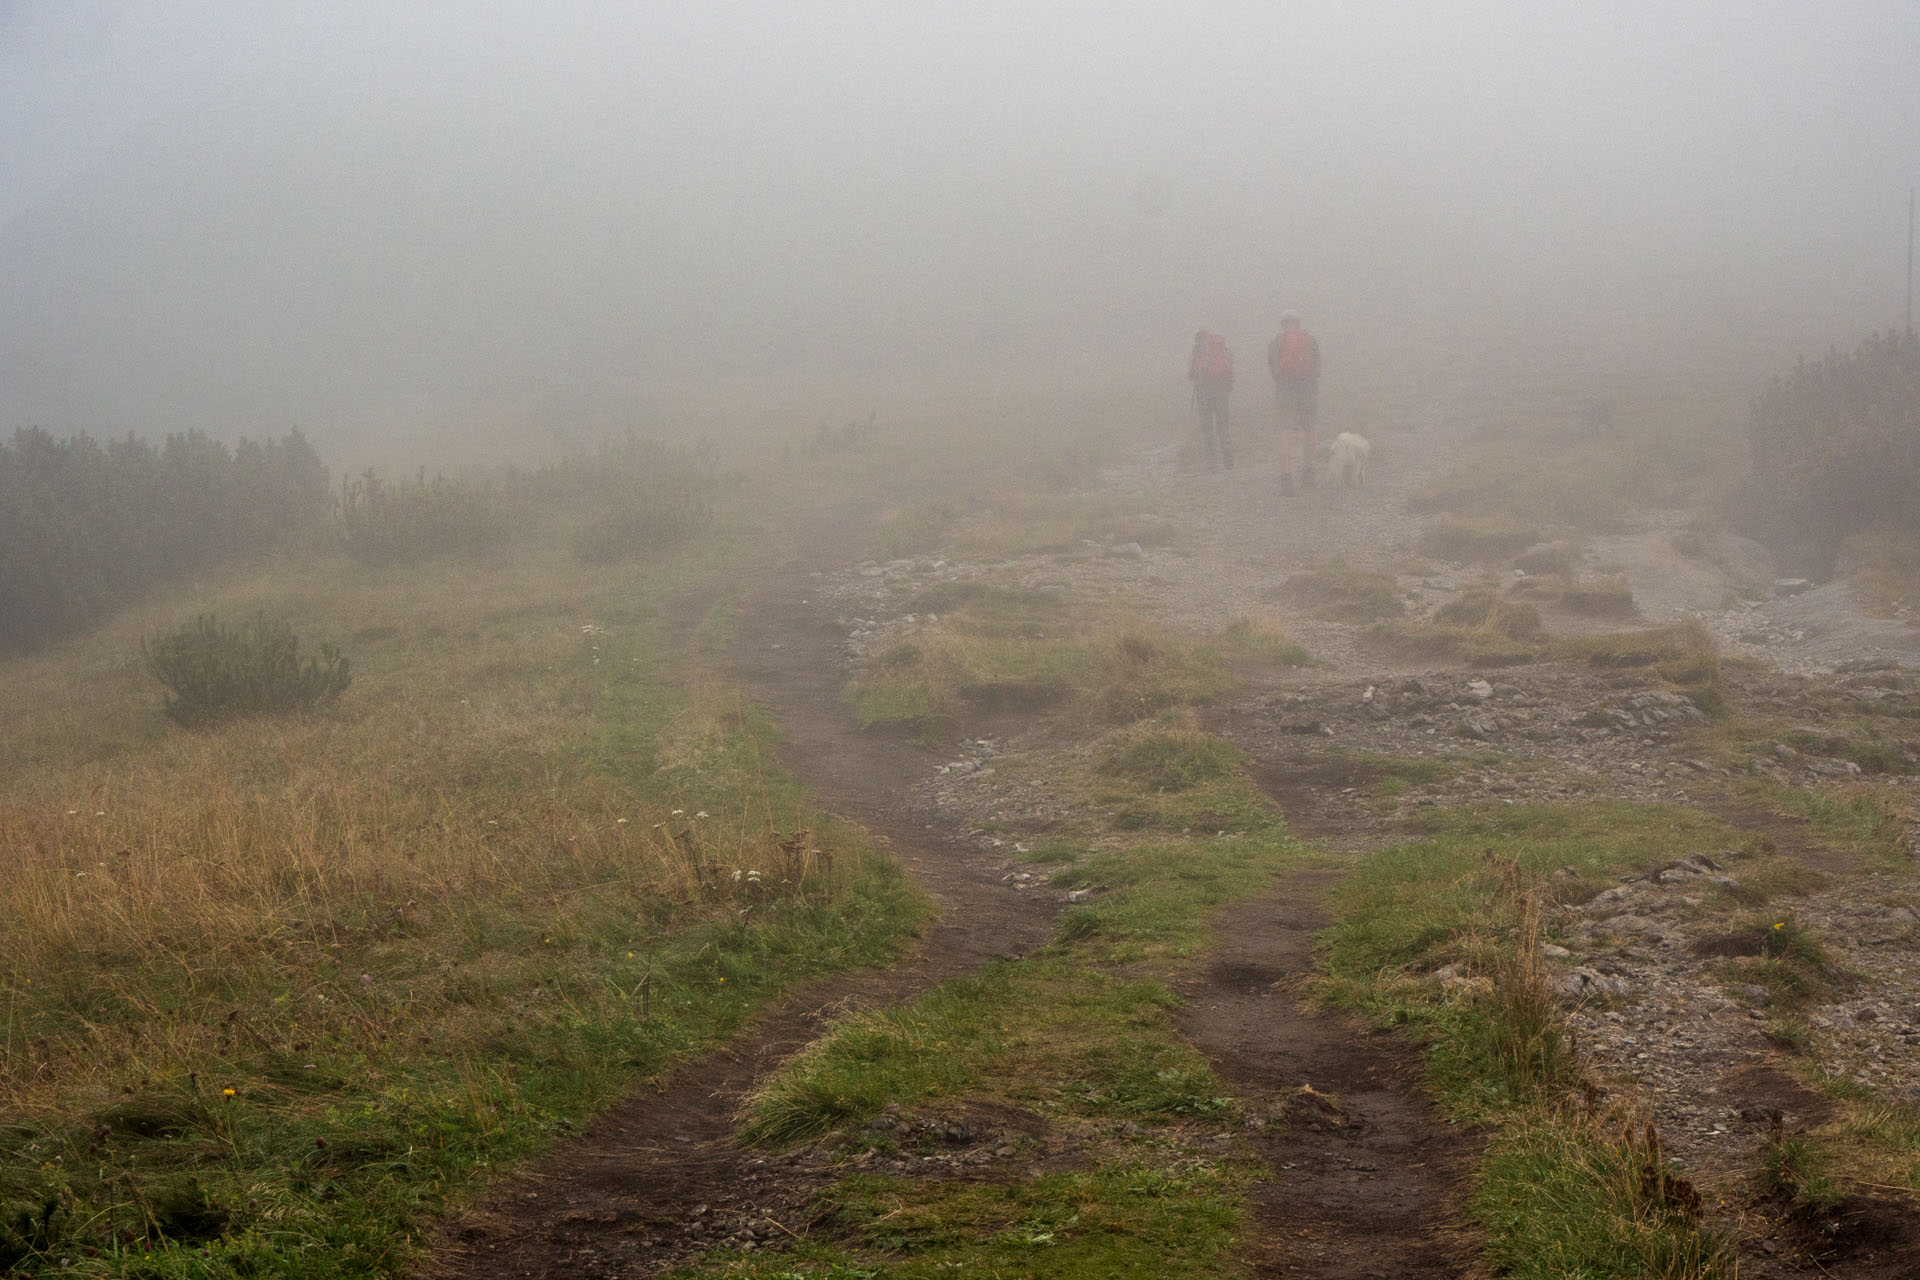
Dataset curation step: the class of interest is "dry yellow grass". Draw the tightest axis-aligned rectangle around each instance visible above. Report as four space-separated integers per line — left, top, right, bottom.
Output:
0 538 824 1111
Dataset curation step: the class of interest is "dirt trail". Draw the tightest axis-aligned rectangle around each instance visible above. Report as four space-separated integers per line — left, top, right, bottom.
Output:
423 488 1481 1277
422 514 1057 1279
1176 872 1472 1278
422 373 1920 1276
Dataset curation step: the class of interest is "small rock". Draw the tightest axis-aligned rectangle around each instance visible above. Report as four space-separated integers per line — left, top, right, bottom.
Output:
1730 983 1772 1008
1465 679 1495 701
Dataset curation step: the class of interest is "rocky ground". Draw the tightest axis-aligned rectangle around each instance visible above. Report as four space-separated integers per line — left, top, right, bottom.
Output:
430 378 1918 1277
813 387 1920 1274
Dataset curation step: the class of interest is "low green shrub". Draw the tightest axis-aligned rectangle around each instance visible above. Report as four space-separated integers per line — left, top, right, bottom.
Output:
144 613 350 725
337 468 514 565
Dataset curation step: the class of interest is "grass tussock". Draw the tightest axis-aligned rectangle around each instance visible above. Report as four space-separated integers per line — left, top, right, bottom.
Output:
1368 590 1545 666
1275 560 1407 623
1696 914 1841 1007
1476 1108 1732 1279
1218 614 1314 667
1513 542 1582 580
1555 618 1725 715
1097 726 1245 793
1073 715 1277 837
848 590 1231 737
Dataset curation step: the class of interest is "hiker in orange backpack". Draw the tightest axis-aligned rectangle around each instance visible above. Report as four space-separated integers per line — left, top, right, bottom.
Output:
1188 330 1235 469
1268 311 1321 494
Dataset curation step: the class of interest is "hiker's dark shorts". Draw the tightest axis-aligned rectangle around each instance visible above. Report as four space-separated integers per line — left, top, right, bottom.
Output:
1275 381 1318 433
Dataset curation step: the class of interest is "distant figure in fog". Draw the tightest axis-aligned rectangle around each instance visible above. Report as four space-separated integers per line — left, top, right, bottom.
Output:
1188 330 1235 469
1268 310 1321 495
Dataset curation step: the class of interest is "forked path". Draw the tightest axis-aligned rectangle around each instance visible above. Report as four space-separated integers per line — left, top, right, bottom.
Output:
423 504 1473 1276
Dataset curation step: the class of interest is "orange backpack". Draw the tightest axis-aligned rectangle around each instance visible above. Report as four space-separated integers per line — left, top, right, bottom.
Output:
1272 329 1317 380
1198 334 1232 379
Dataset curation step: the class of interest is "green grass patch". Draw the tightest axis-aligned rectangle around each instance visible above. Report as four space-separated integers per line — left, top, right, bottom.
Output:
671 1159 1250 1279
1779 724 1918 775
1071 717 1278 838
737 962 1232 1146
1555 619 1726 716
742 817 1307 1146
1368 590 1546 666
1745 779 1913 869
1319 802 1744 1117
1051 831 1308 966
1097 726 1245 792
1696 914 1841 1007
1320 747 1492 799
1475 1111 1733 1279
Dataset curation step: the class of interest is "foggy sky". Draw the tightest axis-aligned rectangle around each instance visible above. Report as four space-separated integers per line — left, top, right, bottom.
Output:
4 1 1918 463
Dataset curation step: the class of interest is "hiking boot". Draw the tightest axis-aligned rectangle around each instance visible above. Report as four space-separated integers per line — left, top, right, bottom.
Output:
1302 465 1317 489
1278 472 1295 496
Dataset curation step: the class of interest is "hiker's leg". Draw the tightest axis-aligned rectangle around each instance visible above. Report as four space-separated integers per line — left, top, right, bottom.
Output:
1217 395 1233 468
1298 385 1319 487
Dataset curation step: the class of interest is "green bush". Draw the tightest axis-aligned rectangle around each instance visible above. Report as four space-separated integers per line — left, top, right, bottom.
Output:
144 613 351 725
1743 329 1920 572
0 427 329 653
336 468 514 565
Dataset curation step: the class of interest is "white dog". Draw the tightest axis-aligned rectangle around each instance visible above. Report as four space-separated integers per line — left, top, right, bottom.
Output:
1326 432 1371 488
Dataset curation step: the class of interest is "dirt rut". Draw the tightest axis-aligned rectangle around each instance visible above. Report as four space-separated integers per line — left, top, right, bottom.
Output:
1177 871 1473 1278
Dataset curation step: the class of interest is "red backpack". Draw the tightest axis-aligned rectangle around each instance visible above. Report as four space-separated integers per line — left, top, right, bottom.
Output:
1198 334 1232 379
1271 329 1317 380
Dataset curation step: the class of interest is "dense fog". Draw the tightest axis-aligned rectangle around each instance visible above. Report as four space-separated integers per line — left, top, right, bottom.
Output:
3 1 1917 465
